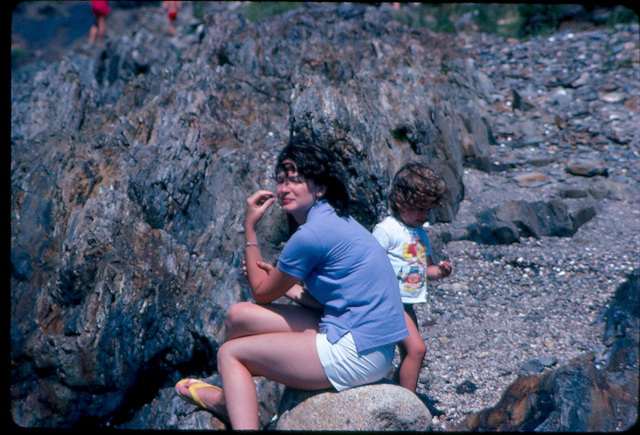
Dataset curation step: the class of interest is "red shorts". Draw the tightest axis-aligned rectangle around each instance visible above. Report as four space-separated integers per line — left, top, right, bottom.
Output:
168 10 178 21
91 1 110 17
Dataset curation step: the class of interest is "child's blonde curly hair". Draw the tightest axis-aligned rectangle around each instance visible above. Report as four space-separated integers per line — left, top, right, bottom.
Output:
388 162 447 218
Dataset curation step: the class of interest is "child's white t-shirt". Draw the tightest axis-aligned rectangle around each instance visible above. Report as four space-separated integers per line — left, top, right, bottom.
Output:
372 216 432 304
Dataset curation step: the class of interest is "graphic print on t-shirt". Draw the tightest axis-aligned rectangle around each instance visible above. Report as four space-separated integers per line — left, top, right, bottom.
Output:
397 236 427 294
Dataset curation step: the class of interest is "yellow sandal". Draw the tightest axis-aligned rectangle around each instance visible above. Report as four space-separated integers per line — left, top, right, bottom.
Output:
176 378 229 426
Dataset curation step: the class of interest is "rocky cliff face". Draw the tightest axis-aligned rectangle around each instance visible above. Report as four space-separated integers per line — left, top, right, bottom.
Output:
11 2 493 427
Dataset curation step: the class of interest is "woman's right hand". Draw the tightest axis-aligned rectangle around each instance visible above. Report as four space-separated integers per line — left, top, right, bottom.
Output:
245 190 275 231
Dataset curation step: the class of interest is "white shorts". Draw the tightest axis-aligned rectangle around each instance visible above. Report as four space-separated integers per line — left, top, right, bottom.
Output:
315 332 395 392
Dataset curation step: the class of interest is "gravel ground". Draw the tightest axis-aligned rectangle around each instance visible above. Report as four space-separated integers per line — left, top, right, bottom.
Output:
419 192 639 430
411 23 640 430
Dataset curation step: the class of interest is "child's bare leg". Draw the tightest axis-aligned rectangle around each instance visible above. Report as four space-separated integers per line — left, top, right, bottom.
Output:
96 16 106 44
224 301 321 341
398 308 426 392
217 332 331 429
89 25 97 44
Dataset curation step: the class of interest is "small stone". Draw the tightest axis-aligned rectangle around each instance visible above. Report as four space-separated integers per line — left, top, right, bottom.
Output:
455 380 477 395
451 283 465 292
565 162 609 178
623 95 639 112
559 188 589 198
515 171 549 183
543 339 555 348
598 92 625 103
520 359 544 374
571 71 590 87
538 356 558 367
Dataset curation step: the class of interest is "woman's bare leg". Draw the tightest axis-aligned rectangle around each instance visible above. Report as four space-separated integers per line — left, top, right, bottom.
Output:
217 331 331 429
224 301 321 341
176 303 322 425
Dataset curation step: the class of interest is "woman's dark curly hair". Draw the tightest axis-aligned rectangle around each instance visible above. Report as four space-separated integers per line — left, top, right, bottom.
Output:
275 136 350 217
388 162 447 218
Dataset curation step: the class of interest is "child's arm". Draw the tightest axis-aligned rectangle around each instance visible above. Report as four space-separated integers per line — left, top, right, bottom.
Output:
426 256 452 280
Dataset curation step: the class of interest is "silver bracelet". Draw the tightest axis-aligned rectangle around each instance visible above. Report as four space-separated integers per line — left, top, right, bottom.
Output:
245 241 259 248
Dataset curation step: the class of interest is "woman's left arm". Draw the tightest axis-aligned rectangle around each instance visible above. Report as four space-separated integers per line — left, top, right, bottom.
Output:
246 259 306 304
251 263 301 304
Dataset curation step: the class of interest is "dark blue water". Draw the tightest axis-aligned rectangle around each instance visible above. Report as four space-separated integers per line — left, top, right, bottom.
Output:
12 2 94 51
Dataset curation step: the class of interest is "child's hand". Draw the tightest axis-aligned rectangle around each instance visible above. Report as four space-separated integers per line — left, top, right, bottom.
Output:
436 260 452 278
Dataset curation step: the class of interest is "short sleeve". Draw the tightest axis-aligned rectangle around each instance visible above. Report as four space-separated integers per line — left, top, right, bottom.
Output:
372 223 391 251
277 226 325 280
419 228 432 257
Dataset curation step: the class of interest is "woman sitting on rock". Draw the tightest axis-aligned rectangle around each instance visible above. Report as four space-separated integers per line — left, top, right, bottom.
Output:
176 137 409 430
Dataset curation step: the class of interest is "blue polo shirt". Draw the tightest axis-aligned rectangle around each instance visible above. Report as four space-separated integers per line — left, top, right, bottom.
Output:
278 201 409 352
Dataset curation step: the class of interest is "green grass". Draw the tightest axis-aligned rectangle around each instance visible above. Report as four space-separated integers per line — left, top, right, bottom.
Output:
393 3 638 39
200 2 638 39
238 2 305 23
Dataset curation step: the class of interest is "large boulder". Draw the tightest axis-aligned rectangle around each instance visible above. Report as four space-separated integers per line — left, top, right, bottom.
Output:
457 352 637 432
276 382 432 431
468 199 597 245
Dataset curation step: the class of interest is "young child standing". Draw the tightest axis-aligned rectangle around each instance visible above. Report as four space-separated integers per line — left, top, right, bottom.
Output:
373 162 452 393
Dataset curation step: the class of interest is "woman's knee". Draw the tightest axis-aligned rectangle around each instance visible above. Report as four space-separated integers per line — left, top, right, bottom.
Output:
224 302 256 339
217 340 231 361
216 340 238 375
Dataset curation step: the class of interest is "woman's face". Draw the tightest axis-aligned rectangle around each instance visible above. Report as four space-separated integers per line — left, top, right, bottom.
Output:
276 160 325 224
